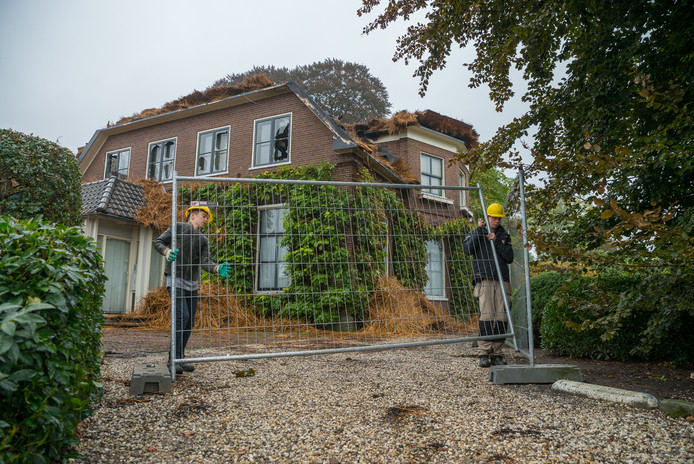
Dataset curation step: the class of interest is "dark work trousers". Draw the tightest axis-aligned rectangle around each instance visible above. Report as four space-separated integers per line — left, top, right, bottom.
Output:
168 287 198 360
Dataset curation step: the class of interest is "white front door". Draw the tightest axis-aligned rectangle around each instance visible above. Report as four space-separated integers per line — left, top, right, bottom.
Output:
102 237 131 314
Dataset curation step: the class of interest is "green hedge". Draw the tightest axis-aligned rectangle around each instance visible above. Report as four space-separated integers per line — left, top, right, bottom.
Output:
0 129 82 226
529 271 570 346
539 269 693 364
0 217 105 463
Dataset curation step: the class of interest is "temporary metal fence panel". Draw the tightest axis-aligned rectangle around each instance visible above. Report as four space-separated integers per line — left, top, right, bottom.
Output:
503 169 535 364
168 175 515 377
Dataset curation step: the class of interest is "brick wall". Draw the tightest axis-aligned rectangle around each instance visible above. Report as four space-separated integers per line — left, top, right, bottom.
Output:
82 93 346 182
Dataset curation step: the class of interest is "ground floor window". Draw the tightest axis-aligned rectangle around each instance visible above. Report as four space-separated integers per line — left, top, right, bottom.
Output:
257 207 289 291
424 240 445 298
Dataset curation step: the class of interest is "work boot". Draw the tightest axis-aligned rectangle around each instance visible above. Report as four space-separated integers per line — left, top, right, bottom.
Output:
168 361 183 375
478 355 491 368
490 355 507 366
180 363 195 372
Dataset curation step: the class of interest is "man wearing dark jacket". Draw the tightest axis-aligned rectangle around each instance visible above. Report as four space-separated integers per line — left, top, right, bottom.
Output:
462 203 514 367
154 203 229 375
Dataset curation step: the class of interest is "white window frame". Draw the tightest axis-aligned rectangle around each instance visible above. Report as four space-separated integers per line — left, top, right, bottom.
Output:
104 148 131 179
420 152 445 198
256 205 290 293
250 113 292 170
459 169 468 208
147 137 177 183
195 126 230 177
424 239 446 300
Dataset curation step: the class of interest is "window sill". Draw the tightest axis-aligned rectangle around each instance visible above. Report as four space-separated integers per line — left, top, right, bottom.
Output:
255 289 286 295
249 161 291 171
419 192 454 205
425 295 448 302
195 170 230 178
460 206 474 218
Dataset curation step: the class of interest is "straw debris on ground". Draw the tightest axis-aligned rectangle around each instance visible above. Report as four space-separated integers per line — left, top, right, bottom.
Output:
130 276 473 339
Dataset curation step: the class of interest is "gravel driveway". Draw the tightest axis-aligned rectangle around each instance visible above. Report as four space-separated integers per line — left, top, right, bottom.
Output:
72 339 694 463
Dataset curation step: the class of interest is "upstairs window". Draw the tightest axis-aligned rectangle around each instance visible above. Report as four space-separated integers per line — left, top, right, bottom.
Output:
421 153 443 197
197 127 229 176
105 148 130 178
148 139 176 182
257 207 290 291
459 169 468 207
253 114 291 167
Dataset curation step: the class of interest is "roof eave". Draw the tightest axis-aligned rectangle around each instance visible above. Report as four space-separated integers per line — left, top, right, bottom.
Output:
78 84 293 174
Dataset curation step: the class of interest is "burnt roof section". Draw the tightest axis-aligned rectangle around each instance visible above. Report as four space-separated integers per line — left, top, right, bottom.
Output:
81 177 145 221
344 110 479 150
113 74 274 126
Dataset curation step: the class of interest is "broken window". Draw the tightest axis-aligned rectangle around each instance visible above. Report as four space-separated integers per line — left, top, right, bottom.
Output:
253 114 291 167
148 139 176 182
105 148 130 178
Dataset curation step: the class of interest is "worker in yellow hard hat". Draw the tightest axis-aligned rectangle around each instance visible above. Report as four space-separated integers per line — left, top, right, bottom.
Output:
154 202 229 375
486 202 505 218
462 202 514 368
185 205 213 223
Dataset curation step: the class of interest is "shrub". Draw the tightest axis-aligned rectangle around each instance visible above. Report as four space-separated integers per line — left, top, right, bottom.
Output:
529 271 570 346
0 129 82 226
540 275 608 358
540 269 693 364
0 217 106 462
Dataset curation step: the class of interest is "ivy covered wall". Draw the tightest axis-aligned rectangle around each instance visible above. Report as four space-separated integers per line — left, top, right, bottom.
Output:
178 163 475 325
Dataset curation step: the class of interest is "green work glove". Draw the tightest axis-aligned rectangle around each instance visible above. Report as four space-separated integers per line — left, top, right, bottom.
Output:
165 249 179 262
218 262 230 278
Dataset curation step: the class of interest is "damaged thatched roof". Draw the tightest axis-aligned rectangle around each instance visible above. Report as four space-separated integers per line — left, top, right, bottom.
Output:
343 109 479 150
113 74 274 126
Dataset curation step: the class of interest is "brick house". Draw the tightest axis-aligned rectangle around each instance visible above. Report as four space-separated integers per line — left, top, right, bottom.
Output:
77 78 478 314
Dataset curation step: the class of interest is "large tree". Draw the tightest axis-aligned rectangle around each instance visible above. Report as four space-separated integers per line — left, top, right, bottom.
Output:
0 129 82 226
359 0 694 358
212 59 392 123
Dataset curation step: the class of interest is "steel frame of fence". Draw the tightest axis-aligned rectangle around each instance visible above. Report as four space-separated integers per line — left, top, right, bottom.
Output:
168 174 519 379
503 168 536 365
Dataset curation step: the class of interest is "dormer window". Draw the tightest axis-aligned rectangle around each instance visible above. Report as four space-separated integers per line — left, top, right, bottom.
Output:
421 153 444 197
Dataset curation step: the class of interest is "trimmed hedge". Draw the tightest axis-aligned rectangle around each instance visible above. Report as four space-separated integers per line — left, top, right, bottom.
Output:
0 217 105 463
539 269 694 364
529 271 570 346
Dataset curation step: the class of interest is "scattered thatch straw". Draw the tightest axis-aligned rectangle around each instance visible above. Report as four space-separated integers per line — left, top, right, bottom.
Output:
360 275 453 336
130 284 259 331
133 179 173 233
114 74 273 126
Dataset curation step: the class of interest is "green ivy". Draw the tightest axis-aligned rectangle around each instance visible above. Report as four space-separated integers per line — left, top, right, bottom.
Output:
0 217 105 463
179 163 478 325
433 219 475 319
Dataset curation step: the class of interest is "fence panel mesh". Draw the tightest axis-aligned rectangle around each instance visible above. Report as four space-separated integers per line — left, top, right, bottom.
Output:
503 169 534 363
165 177 514 368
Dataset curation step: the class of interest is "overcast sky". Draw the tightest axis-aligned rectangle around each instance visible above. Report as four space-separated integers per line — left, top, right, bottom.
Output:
0 0 529 156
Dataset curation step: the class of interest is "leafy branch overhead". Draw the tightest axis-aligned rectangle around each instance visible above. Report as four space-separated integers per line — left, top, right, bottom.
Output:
359 0 693 359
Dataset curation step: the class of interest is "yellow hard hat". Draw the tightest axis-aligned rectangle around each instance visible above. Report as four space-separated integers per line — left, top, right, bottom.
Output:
185 205 213 222
486 203 505 218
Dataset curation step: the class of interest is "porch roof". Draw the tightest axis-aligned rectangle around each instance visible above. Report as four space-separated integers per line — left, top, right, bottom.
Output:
81 176 145 221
